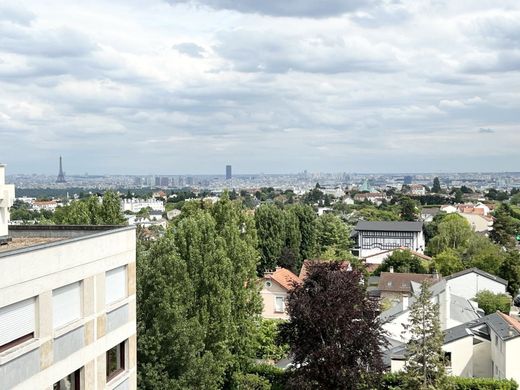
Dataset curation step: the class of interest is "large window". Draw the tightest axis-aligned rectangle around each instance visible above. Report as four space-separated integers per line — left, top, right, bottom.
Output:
106 341 125 381
274 296 285 313
0 298 35 352
105 266 127 305
53 369 80 390
53 282 81 329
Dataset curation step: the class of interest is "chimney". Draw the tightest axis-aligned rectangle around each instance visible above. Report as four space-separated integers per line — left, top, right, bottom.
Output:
389 266 394 273
509 325 514 337
402 294 409 310
0 164 15 240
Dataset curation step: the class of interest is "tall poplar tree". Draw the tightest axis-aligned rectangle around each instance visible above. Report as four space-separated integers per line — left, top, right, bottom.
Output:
255 204 286 274
404 280 448 390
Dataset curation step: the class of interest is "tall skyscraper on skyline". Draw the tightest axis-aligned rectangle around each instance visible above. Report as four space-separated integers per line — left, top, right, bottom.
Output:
56 156 66 183
226 165 232 180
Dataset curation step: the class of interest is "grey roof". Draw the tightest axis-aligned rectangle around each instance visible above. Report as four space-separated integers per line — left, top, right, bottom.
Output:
450 294 481 324
445 267 508 286
421 207 440 216
444 313 520 344
355 221 423 232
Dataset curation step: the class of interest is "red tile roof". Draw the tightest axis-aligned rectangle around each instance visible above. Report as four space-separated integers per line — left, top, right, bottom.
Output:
298 259 351 280
264 267 301 291
498 312 520 334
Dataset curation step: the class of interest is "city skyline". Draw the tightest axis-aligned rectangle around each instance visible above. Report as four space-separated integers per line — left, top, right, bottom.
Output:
0 1 519 174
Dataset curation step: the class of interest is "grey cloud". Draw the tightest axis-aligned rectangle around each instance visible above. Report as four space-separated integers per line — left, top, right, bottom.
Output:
0 4 34 26
479 127 494 134
173 42 206 57
215 30 400 74
461 50 520 74
172 0 377 18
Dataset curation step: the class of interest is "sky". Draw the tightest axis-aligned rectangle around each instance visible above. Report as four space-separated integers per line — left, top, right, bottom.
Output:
0 0 519 175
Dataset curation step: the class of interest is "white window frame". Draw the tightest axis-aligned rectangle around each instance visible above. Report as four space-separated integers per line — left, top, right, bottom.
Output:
105 266 127 306
53 281 82 330
274 296 285 313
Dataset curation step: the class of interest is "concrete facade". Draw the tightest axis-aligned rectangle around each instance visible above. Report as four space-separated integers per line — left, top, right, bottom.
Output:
0 225 137 390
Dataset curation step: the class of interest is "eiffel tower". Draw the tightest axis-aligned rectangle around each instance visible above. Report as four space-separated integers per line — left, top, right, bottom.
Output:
56 156 66 183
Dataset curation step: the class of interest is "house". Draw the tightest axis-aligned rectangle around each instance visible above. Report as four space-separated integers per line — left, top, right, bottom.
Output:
420 207 440 222
362 247 432 265
261 268 301 319
0 165 137 390
459 212 493 233
298 259 351 280
410 184 426 196
121 198 165 213
353 192 389 206
0 165 14 242
440 205 457 214
378 271 440 305
32 200 59 212
389 312 520 383
445 268 508 300
353 221 425 258
381 280 481 344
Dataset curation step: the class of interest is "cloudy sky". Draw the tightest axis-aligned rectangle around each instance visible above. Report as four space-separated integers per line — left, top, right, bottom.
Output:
0 0 519 174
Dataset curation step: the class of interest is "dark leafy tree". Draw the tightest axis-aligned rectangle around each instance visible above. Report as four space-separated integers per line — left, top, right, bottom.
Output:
255 204 286 274
490 204 519 248
289 204 318 263
499 250 520 296
279 262 385 389
400 196 419 221
432 177 441 193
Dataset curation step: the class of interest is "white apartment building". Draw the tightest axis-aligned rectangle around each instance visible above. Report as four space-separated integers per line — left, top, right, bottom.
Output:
0 165 137 390
121 198 164 213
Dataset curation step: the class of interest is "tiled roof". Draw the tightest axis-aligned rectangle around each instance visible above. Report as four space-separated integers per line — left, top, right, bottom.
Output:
298 259 350 280
264 267 301 291
378 272 438 293
356 221 423 232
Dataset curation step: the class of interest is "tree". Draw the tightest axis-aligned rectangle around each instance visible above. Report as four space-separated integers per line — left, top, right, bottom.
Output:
474 290 511 315
433 249 464 276
138 197 262 389
255 204 287 274
375 249 428 275
432 177 441 193
463 235 505 275
279 262 385 389
426 214 472 256
400 196 419 221
498 250 520 296
279 210 302 273
289 204 318 263
490 204 518 248
404 280 448 390
254 319 289 362
101 191 126 224
314 213 353 258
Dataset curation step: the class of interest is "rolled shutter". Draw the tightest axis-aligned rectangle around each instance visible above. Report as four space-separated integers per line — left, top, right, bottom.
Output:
53 282 81 329
106 266 127 305
0 298 35 347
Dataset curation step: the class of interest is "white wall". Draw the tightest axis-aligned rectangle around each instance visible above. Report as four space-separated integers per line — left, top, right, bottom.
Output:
504 337 520 383
443 337 474 377
447 273 506 301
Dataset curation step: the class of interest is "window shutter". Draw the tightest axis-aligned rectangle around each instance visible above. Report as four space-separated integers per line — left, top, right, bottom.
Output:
53 282 81 329
0 298 35 347
106 266 127 305
275 296 285 312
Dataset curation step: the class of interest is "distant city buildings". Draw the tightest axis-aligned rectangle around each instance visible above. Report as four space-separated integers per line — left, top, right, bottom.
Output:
226 165 232 180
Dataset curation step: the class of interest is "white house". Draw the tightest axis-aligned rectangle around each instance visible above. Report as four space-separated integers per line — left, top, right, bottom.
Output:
121 198 165 213
260 268 301 320
440 205 457 214
445 268 508 301
354 221 425 258
389 312 520 384
362 247 432 266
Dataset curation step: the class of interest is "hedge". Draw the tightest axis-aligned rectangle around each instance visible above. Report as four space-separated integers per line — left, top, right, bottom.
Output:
247 364 287 390
380 373 518 390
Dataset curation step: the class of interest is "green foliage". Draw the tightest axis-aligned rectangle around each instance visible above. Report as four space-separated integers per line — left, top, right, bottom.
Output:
374 250 428 275
433 249 464 276
498 250 520 296
52 191 126 225
255 204 289 274
137 196 262 389
230 372 271 390
426 214 472 256
314 213 353 258
400 196 419 221
474 290 511 315
247 364 287 390
463 235 505 275
289 204 318 262
490 204 520 248
403 280 448 390
254 319 289 362
432 177 442 193
380 373 518 389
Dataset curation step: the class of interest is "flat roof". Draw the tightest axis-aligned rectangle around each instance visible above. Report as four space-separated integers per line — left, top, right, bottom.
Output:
0 225 135 257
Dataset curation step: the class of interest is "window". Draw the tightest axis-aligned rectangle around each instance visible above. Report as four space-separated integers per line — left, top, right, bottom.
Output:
53 369 80 390
0 298 35 352
53 282 81 329
444 352 452 367
106 341 125 381
274 296 285 313
105 266 127 305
